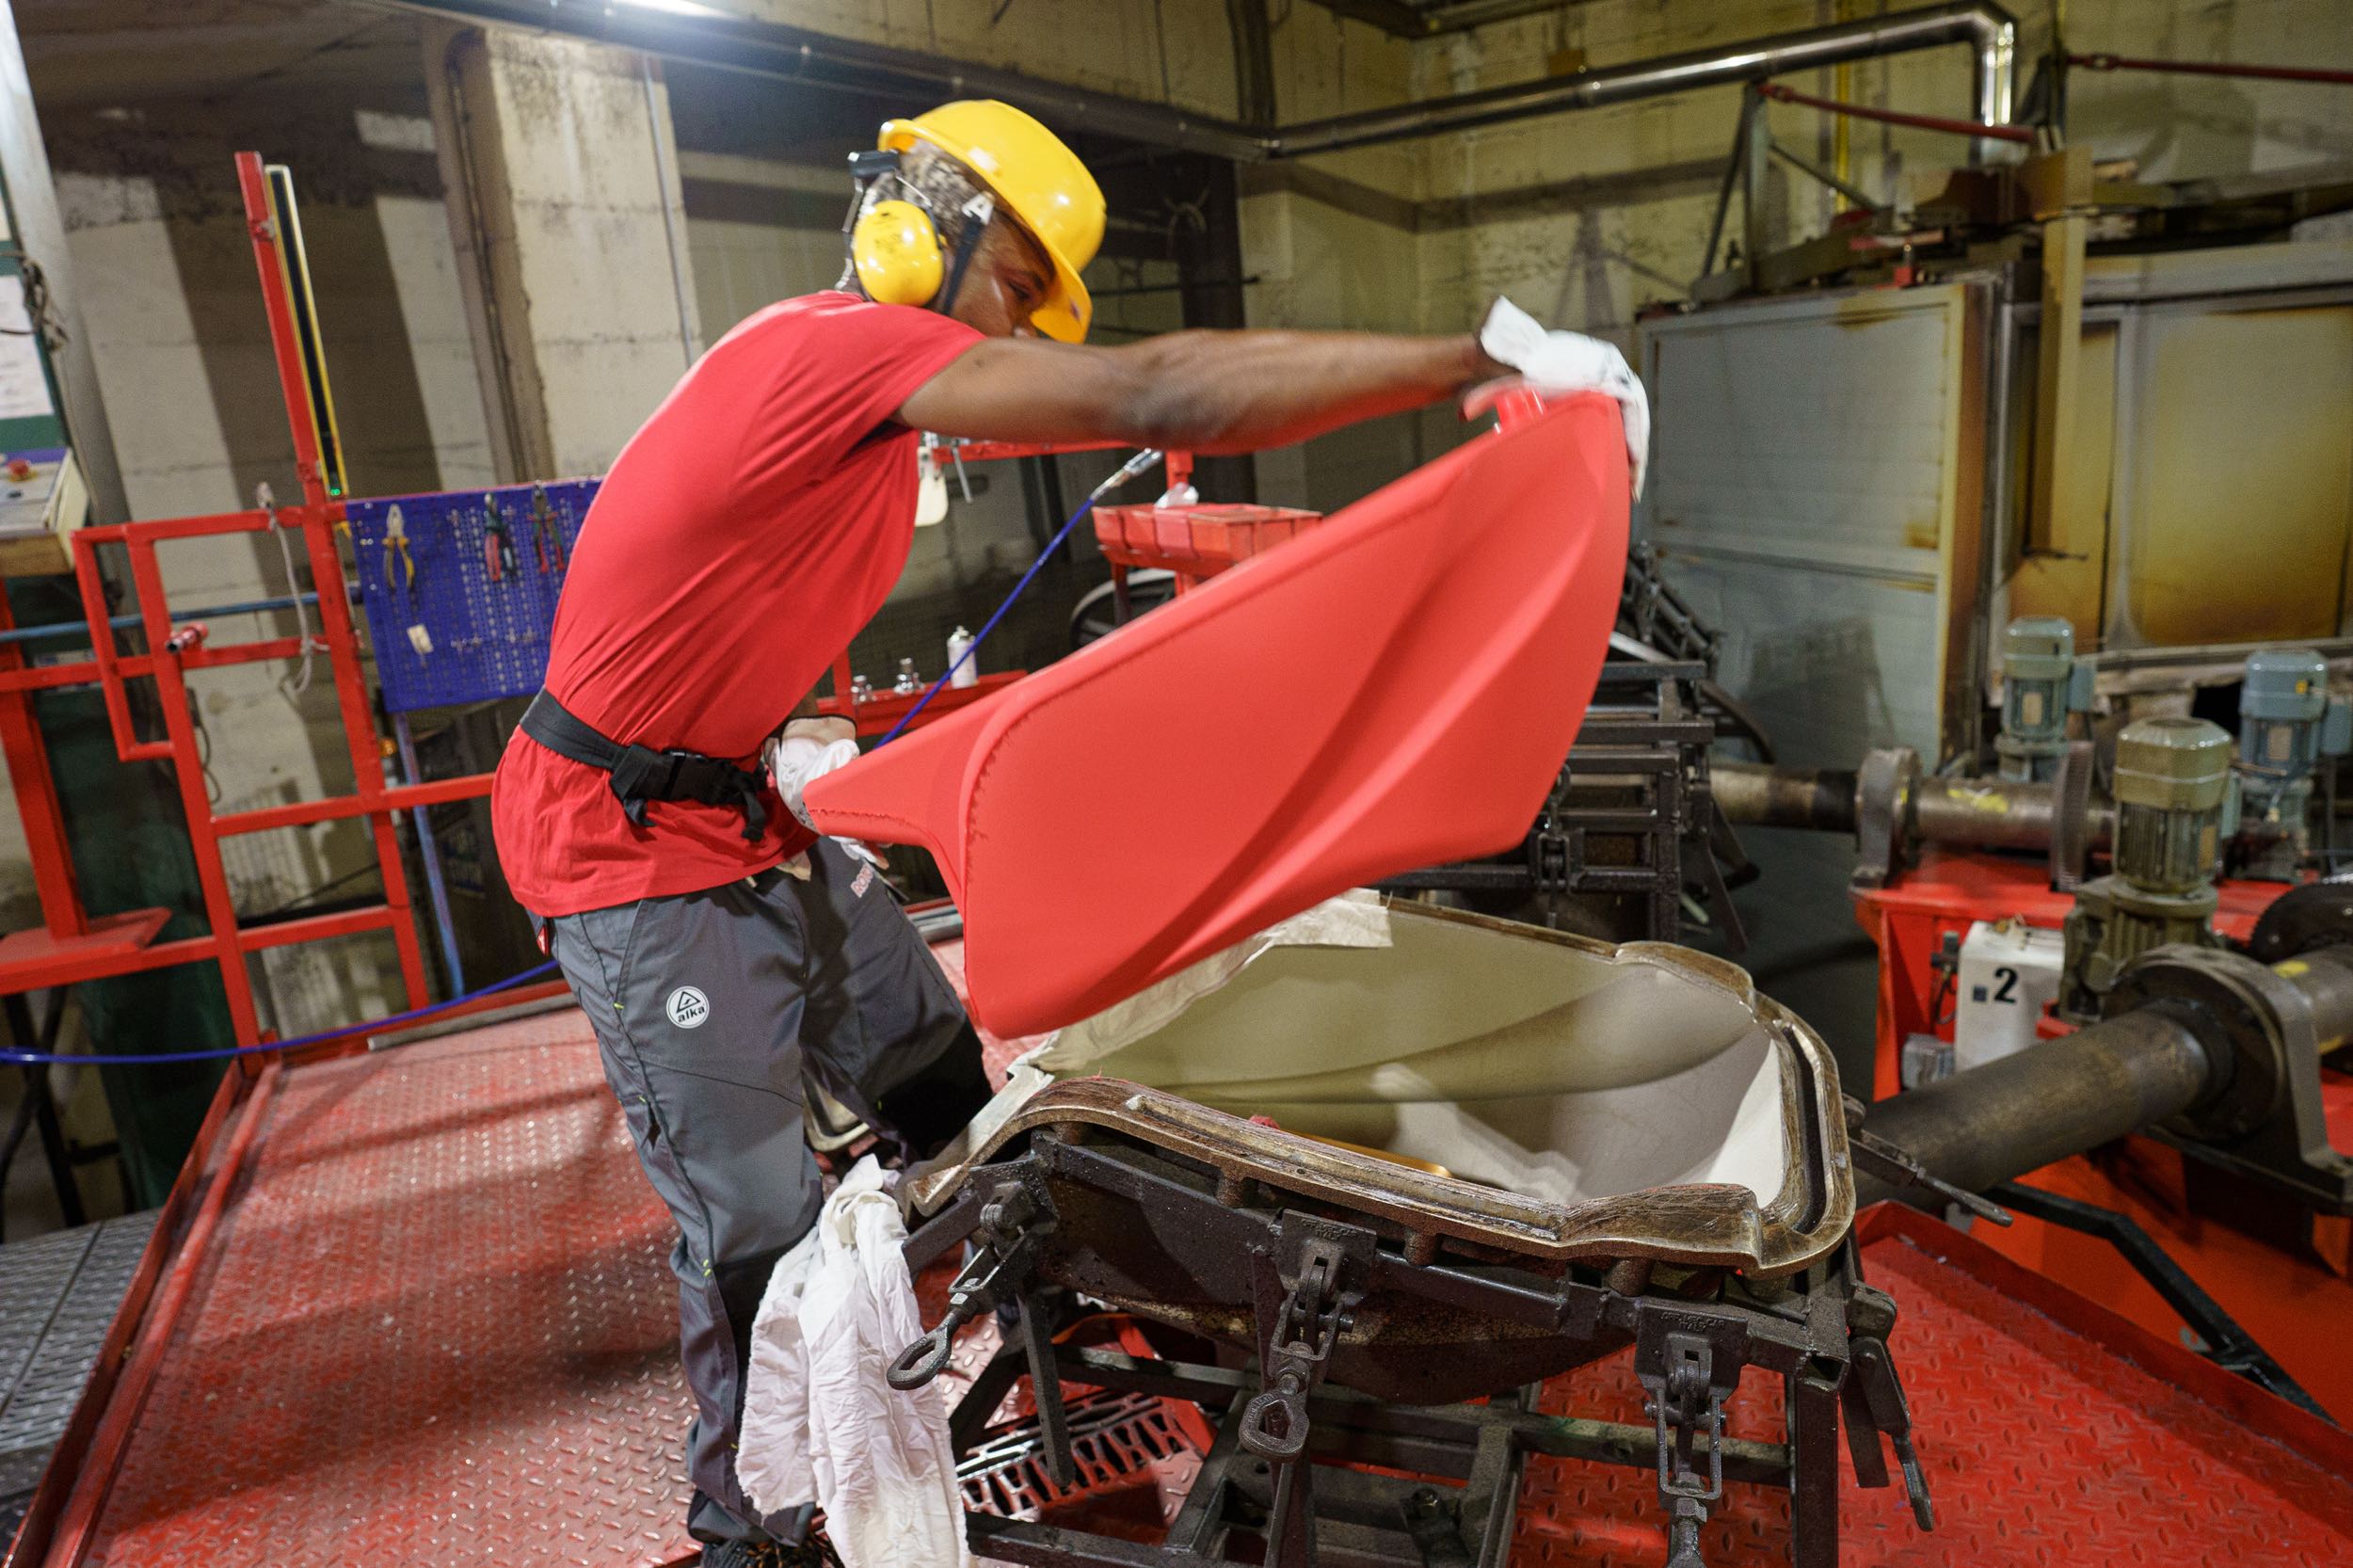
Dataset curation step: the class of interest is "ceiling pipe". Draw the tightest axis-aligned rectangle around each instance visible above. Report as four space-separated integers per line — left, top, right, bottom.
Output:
371 0 2017 163
1268 2 2018 159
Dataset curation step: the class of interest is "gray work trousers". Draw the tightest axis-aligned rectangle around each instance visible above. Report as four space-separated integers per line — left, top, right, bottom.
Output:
547 840 991 1545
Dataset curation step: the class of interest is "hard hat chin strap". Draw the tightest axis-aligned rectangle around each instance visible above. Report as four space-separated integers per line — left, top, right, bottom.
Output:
933 192 995 320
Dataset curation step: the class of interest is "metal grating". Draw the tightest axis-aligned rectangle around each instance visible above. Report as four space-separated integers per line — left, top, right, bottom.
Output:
0 1213 157 1538
72 1015 696 1568
957 1388 1204 1522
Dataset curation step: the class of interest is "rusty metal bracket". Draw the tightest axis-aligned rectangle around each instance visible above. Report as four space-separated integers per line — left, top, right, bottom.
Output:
1845 1096 2014 1225
1636 1312 1747 1568
1849 1330 1935 1528
1241 1224 1367 1568
1241 1235 1351 1463
888 1162 1056 1392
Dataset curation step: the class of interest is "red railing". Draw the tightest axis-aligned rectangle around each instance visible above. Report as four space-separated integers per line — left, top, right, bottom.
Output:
0 152 483 1032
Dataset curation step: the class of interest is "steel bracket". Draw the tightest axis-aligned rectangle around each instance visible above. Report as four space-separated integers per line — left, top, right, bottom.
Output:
1844 1096 2014 1226
888 1160 1056 1393
1635 1311 1749 1568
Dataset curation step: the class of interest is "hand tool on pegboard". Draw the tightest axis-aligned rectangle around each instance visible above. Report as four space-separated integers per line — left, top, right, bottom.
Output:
482 493 519 584
529 485 566 575
383 504 420 600
347 478 599 712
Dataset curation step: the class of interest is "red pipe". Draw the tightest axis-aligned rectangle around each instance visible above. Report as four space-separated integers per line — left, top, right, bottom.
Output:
236 152 329 509
1758 79 2037 144
2070 52 2353 88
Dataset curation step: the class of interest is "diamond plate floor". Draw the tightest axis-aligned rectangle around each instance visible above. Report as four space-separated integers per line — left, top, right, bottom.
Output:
0 1212 158 1544
1514 1226 2353 1566
37 958 2353 1567
73 1016 697 1568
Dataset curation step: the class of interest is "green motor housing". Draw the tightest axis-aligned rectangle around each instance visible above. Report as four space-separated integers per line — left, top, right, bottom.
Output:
2060 716 2233 1021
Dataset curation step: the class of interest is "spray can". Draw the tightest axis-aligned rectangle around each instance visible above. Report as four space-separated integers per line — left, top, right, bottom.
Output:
947 626 977 688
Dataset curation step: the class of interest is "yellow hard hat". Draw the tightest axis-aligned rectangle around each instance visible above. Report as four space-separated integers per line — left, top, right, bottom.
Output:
877 101 1104 344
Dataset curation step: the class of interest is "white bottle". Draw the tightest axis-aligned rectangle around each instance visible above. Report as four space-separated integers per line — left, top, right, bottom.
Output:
947 626 977 688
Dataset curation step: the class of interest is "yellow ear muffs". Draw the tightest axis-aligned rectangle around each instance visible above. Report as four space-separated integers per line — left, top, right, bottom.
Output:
851 199 945 307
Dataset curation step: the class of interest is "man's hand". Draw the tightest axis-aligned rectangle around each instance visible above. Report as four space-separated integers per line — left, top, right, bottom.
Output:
766 717 888 871
765 716 859 831
1476 296 1651 498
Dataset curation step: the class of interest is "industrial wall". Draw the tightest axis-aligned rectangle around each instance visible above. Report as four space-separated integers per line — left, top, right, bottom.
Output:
1394 0 2353 351
0 0 2344 1036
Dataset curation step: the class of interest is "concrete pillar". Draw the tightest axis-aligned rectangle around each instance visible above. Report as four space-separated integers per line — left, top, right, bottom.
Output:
0 0 130 523
422 23 700 482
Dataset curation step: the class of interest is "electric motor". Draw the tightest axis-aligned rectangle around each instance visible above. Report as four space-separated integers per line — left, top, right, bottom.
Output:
1995 616 2094 783
2059 717 2233 1021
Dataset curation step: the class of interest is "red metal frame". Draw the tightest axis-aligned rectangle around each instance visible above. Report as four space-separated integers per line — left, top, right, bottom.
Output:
0 146 1032 1015
38 1060 282 1567
1850 848 2277 1097
0 154 468 1033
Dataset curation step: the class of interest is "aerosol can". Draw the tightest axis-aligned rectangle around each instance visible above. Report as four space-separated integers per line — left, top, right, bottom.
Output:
947 627 977 688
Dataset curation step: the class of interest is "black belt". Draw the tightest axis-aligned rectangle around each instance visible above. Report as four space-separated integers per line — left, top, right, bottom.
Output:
520 690 770 841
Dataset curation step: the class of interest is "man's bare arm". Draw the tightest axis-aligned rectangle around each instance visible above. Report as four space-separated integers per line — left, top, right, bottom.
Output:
898 329 1502 456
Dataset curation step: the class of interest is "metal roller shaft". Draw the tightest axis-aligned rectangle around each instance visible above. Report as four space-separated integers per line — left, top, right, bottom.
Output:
1855 1000 2217 1204
2278 943 2353 1055
1912 774 2097 852
1857 944 2353 1203
1713 760 2114 851
1710 762 1858 834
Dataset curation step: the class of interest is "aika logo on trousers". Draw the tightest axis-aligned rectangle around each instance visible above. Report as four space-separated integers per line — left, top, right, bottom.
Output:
666 986 711 1029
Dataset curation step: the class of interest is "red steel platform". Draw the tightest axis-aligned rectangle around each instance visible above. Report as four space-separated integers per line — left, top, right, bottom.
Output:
11 989 2353 1567
18 1013 699 1568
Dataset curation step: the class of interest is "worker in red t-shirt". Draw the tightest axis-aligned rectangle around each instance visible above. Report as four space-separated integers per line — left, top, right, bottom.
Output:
492 99 1644 1566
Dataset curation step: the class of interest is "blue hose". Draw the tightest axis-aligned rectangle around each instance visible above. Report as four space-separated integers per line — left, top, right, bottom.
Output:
0 959 561 1068
877 447 1163 747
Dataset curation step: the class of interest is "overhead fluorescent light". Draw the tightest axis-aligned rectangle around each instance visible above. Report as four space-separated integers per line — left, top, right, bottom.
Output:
615 0 731 18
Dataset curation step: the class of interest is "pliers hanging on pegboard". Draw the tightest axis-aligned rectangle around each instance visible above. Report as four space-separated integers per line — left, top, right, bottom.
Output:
482 493 520 584
529 485 566 575
383 504 422 601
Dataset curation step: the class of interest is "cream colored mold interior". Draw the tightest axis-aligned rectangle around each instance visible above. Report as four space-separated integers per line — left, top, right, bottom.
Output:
1028 905 1797 1209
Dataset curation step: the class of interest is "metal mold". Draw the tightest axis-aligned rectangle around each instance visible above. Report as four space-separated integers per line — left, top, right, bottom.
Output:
927 904 1854 1280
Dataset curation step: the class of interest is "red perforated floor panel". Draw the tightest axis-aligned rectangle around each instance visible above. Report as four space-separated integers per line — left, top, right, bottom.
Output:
77 1015 697 1568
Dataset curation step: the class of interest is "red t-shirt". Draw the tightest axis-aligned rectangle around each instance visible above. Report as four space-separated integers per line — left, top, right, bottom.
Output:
491 293 983 916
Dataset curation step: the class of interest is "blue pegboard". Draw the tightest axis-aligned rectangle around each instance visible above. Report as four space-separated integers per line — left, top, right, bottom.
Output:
346 479 600 712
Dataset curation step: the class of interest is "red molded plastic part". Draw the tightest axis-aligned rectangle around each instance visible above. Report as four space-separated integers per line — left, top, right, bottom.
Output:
806 392 1632 1037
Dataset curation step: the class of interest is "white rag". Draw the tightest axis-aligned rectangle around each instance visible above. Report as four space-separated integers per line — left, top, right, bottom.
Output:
1476 296 1652 498
738 1156 971 1568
